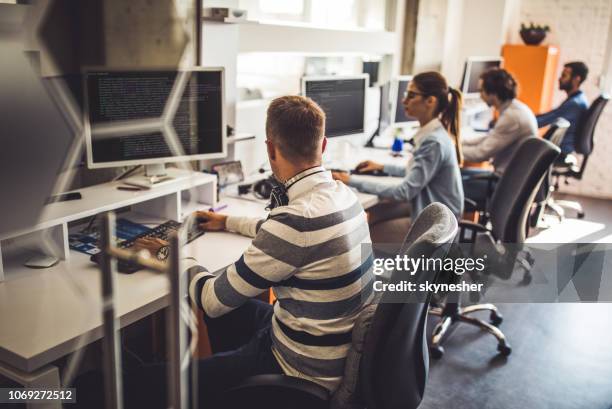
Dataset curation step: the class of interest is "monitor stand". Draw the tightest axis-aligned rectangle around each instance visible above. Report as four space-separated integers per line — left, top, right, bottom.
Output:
123 164 189 189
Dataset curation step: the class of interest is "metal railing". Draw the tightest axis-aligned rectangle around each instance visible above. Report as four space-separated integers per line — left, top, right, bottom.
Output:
100 211 189 409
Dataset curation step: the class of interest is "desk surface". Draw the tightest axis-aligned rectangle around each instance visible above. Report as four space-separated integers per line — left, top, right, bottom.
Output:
0 184 383 373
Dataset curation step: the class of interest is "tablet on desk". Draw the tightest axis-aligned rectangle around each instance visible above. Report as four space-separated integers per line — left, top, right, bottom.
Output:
211 161 245 187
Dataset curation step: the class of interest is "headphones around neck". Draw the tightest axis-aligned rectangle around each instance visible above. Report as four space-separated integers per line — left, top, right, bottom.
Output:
251 168 325 210
268 182 289 210
251 177 289 210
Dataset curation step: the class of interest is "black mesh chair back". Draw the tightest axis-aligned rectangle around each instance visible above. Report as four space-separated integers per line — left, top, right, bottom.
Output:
488 138 560 243
360 203 458 409
534 118 570 204
574 94 610 157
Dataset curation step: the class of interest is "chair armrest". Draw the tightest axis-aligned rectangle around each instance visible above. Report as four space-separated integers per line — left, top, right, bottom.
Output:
462 172 500 182
464 198 478 212
459 220 490 232
224 374 330 409
462 172 499 214
458 220 491 243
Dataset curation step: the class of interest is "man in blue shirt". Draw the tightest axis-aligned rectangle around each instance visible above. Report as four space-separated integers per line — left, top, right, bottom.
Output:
537 61 589 154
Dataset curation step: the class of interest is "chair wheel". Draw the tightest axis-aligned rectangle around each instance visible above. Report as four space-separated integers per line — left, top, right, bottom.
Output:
490 311 503 326
430 345 445 359
577 212 585 219
497 342 512 356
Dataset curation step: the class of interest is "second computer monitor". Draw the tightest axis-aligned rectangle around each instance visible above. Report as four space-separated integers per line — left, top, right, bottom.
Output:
391 76 418 126
460 57 503 97
301 75 368 138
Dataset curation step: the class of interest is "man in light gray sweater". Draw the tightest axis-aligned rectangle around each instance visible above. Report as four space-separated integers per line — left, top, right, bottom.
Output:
462 68 538 205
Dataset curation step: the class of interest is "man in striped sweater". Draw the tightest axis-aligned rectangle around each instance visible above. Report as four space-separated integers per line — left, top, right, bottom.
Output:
183 95 374 405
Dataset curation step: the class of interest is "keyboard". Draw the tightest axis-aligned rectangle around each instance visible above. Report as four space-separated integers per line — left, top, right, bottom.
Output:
91 219 205 274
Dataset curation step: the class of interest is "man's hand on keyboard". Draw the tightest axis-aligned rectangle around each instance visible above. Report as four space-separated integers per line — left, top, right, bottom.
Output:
134 237 169 260
195 211 227 231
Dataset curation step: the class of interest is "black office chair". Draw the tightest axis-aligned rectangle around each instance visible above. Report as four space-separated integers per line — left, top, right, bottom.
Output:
529 118 570 227
551 94 610 218
429 137 560 358
221 203 458 409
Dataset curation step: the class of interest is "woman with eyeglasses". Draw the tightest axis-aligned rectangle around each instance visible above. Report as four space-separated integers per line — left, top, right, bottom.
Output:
332 71 464 243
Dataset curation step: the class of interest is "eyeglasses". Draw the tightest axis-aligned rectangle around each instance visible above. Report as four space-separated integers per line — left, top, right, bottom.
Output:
403 90 427 100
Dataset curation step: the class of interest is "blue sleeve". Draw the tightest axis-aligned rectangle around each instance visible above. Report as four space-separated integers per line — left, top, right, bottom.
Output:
536 101 572 127
383 163 406 177
349 140 442 201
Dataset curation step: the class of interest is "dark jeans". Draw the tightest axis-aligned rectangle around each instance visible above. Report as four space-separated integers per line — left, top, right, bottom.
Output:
75 300 283 409
462 168 497 210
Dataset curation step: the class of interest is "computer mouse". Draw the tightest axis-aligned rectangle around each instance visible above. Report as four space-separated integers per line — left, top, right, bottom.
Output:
195 216 208 230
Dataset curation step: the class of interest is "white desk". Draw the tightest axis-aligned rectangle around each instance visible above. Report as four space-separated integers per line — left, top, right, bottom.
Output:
0 179 382 398
323 144 411 172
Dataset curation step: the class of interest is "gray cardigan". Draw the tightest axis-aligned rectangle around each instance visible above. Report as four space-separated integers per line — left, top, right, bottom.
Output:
349 124 464 220
462 99 538 173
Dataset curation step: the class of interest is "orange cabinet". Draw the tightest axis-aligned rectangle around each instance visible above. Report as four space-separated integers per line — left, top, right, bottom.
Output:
502 44 559 115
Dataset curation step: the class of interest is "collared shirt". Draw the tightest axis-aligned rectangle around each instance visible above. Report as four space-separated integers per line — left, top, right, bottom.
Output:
537 90 588 154
284 166 327 199
462 98 538 174
412 117 442 148
189 166 373 392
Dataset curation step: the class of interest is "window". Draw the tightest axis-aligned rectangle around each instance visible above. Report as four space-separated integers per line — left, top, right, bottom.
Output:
238 0 388 30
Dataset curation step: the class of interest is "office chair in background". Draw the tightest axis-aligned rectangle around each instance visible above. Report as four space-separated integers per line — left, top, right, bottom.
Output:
551 94 610 219
429 137 560 359
530 118 570 227
221 203 458 409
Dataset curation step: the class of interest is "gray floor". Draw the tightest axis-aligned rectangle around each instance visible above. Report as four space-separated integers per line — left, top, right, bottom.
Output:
420 195 612 409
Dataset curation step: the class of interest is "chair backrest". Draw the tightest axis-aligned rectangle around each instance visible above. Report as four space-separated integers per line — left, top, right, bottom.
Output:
488 138 560 243
574 94 610 156
535 118 570 204
360 203 458 409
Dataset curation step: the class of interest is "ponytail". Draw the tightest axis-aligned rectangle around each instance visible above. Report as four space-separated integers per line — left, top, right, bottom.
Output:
442 86 463 165
412 72 464 165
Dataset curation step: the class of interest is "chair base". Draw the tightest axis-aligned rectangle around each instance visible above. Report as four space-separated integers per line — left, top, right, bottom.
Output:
553 198 585 219
429 302 512 359
545 198 566 221
531 196 584 229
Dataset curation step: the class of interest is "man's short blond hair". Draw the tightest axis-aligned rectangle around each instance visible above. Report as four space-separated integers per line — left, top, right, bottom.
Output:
266 96 326 163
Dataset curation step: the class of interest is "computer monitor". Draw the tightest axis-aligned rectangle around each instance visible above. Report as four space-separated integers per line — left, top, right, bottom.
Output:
390 75 418 126
460 57 503 97
84 67 226 181
301 75 368 138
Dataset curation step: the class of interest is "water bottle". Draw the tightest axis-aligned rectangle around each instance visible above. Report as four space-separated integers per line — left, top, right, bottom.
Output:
391 133 403 157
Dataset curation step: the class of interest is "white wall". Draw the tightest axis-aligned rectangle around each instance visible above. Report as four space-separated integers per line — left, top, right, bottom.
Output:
412 0 448 73
440 0 464 85
415 0 513 87
511 0 612 199
451 0 508 85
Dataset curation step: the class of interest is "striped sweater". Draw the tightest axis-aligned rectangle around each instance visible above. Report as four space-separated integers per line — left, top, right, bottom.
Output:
188 166 374 391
